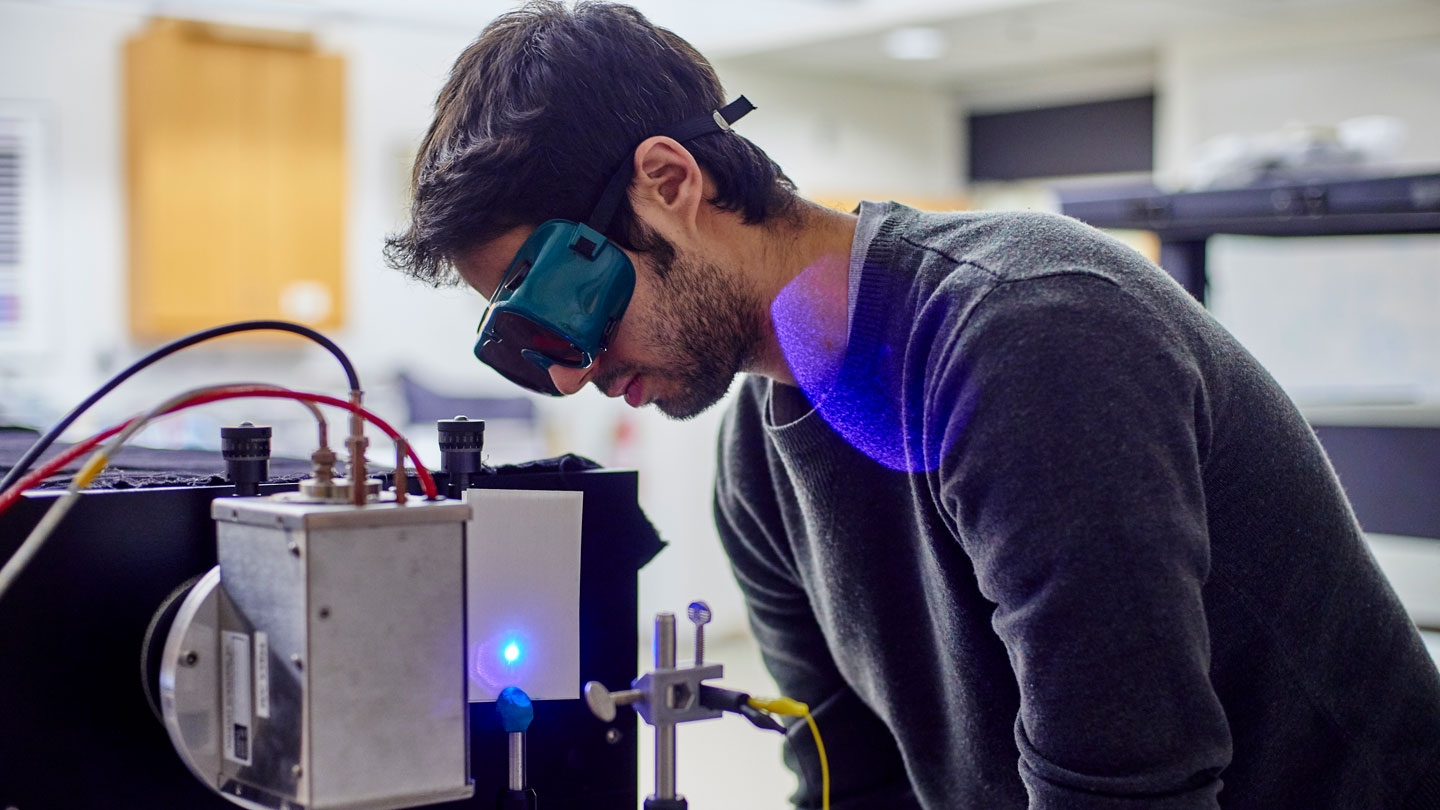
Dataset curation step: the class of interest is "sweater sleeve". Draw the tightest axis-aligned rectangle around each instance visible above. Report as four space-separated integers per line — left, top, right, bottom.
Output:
714 387 921 810
930 272 1232 809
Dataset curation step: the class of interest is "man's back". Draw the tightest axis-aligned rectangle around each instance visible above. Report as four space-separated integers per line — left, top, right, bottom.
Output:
715 205 1440 809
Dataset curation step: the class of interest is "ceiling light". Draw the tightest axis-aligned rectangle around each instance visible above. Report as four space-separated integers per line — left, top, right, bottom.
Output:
883 27 948 61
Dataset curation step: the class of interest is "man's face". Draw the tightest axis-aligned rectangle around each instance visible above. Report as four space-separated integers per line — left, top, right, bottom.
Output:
457 224 764 420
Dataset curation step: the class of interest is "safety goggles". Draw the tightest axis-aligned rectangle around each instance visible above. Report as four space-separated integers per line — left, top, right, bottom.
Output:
474 96 755 396
475 220 632 395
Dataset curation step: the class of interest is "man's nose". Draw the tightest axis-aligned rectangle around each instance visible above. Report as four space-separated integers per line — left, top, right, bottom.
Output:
548 363 591 396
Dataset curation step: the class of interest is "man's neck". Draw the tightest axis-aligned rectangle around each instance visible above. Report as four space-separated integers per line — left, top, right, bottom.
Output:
708 200 859 388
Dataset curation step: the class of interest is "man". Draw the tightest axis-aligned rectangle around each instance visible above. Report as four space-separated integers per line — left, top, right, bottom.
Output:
386 3 1440 808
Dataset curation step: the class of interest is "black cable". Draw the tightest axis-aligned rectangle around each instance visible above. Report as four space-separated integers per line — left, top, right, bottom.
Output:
699 685 788 733
0 320 360 492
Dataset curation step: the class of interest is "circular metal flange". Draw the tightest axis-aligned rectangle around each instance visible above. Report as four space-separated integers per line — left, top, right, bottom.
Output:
159 565 224 792
295 476 383 503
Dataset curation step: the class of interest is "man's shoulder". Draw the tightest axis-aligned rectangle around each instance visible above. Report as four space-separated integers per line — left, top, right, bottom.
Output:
882 205 1148 288
868 206 1184 358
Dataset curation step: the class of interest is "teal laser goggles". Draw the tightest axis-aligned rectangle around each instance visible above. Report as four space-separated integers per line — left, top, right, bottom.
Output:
474 96 755 396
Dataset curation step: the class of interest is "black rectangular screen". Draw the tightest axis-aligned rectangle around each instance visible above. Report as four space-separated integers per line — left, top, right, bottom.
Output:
968 95 1155 181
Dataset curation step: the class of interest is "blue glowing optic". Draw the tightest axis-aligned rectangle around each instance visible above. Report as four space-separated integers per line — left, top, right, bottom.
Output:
503 642 521 664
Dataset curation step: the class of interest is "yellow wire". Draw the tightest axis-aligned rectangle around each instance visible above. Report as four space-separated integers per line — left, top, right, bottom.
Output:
74 453 109 488
748 696 829 810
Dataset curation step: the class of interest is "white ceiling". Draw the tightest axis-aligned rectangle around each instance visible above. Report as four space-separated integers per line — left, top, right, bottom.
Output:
36 0 1040 47
31 0 1436 96
722 0 1432 86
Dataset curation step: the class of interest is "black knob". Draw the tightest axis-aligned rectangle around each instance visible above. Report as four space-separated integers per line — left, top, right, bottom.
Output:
221 422 271 497
437 416 485 498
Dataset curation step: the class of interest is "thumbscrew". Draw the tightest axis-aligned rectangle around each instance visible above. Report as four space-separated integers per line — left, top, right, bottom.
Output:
687 600 712 666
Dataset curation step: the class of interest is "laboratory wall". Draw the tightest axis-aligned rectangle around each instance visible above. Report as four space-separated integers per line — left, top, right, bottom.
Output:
1157 3 1440 182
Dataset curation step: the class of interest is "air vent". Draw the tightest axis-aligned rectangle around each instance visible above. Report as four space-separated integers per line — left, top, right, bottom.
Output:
0 106 46 351
0 130 19 268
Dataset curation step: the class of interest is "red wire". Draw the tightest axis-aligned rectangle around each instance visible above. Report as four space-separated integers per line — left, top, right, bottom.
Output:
0 387 438 520
0 427 121 518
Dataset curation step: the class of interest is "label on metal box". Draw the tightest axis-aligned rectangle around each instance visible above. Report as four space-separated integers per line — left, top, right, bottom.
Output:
254 631 270 719
222 631 254 766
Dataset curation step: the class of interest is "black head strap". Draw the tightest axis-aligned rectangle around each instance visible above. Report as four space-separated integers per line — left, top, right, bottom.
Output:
584 96 756 238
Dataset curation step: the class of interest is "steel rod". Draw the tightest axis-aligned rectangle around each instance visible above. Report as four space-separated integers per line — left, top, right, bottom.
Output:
655 611 678 800
508 732 525 791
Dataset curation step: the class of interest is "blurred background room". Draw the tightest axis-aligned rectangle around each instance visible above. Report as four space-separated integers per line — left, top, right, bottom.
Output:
2 0 1438 805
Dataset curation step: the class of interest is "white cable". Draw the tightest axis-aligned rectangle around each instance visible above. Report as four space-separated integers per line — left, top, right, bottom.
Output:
0 383 326 603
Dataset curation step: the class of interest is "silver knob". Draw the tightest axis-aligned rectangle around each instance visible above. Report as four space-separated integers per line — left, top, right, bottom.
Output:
583 681 642 722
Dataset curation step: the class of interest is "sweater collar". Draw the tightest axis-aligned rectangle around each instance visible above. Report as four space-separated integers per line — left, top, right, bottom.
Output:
764 203 914 430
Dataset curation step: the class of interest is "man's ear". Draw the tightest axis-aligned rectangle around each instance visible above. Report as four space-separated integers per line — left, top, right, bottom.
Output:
629 136 704 233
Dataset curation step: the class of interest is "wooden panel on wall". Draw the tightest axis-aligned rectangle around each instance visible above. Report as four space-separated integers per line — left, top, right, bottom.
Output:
126 18 345 339
811 193 970 213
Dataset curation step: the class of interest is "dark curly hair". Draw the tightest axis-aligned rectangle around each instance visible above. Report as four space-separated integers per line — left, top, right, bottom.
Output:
384 1 798 287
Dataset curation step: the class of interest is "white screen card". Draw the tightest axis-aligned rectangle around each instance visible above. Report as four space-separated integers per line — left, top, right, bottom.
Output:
463 488 583 702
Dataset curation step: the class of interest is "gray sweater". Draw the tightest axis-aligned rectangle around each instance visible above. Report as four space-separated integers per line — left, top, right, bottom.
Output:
713 205 1440 810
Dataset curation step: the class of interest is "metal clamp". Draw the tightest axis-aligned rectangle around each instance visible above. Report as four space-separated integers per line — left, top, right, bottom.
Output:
582 604 727 810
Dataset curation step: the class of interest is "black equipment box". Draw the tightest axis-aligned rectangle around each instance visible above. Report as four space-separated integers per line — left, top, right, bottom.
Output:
0 450 661 810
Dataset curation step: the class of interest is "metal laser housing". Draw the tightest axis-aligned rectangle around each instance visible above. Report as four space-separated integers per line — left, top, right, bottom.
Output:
159 496 474 810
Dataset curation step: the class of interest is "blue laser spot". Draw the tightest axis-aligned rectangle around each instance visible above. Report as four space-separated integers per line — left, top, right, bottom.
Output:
471 633 536 694
770 258 975 474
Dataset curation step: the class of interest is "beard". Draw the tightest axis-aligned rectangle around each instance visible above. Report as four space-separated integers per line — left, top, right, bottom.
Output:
595 228 764 420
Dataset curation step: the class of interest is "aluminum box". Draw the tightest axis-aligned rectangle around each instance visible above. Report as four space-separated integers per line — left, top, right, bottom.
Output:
210 497 473 810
